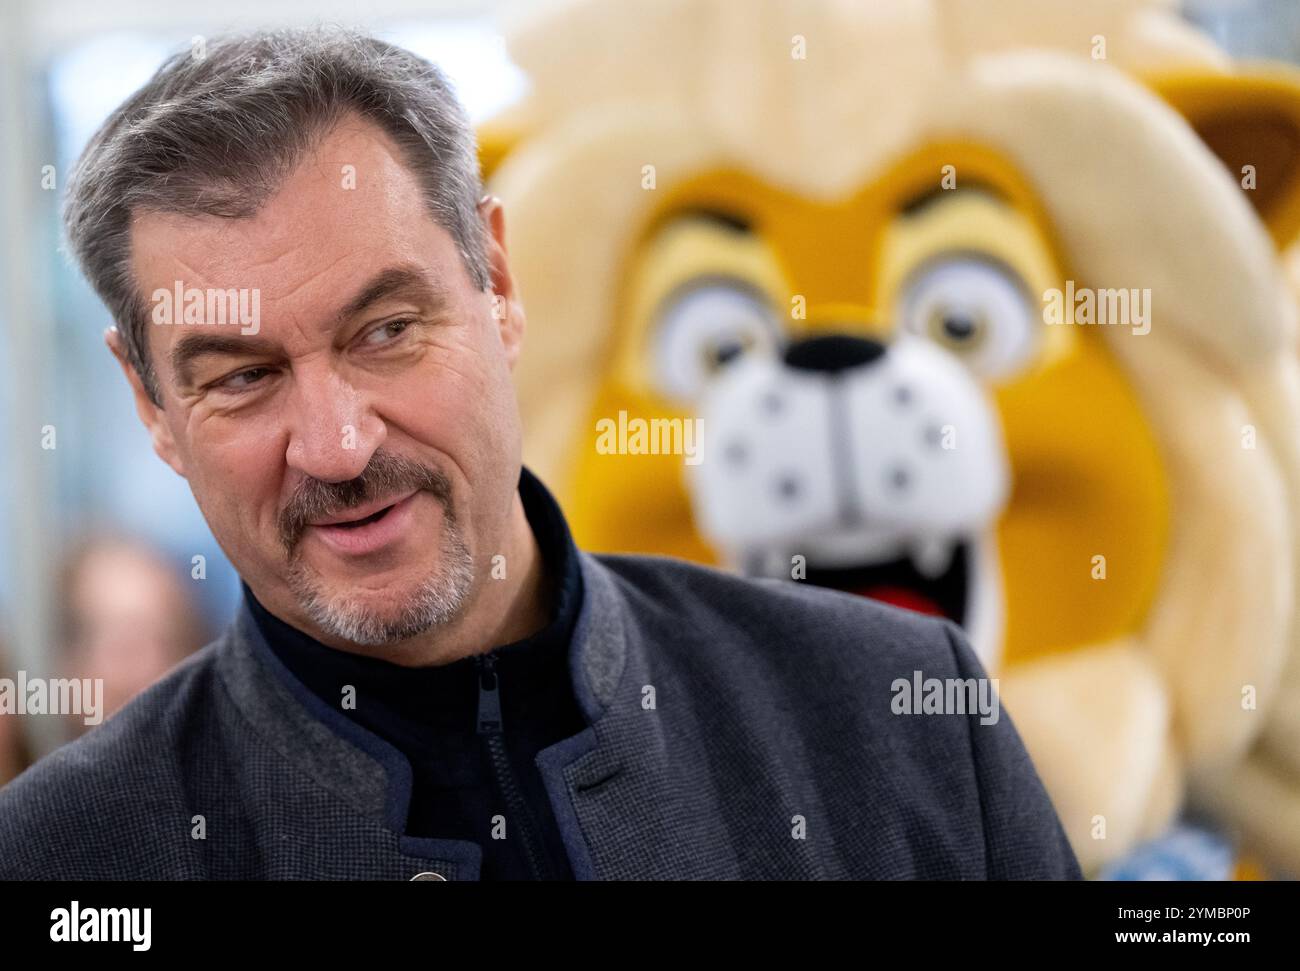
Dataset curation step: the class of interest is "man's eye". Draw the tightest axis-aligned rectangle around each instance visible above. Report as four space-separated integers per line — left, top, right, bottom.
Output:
215 366 273 391
362 318 416 346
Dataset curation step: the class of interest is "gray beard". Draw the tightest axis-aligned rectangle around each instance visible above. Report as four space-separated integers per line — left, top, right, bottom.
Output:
285 518 475 647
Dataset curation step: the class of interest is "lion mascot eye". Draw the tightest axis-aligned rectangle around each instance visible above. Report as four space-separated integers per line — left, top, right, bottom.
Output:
652 279 781 403
898 256 1037 380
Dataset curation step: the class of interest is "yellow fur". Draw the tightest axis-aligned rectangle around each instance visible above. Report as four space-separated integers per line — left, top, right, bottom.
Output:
488 0 1300 875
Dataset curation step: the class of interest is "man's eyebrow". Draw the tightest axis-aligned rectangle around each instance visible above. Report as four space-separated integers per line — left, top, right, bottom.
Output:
171 333 279 388
168 265 451 388
334 264 452 325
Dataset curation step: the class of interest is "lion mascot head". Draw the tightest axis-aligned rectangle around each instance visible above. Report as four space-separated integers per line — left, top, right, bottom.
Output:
482 0 1300 875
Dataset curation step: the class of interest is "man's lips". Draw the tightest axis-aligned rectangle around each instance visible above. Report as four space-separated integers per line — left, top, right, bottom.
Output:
306 489 424 557
309 489 419 527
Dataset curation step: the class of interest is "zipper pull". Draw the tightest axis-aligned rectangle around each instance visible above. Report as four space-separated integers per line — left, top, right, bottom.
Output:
476 653 503 735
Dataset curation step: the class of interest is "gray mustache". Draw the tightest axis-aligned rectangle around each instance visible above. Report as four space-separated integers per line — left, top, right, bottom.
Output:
278 451 452 555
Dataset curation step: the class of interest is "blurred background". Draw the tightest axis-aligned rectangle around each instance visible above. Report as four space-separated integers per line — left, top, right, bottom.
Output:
1 0 1299 879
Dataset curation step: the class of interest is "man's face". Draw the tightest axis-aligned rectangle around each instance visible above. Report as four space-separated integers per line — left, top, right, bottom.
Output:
123 116 526 649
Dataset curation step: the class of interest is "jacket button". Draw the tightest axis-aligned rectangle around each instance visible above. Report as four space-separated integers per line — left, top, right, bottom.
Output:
410 871 446 881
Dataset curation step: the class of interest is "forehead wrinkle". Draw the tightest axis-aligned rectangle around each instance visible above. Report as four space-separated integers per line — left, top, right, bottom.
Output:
167 254 216 287
260 250 356 307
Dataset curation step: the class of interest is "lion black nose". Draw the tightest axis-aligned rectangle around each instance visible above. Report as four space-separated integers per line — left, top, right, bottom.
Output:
782 334 887 374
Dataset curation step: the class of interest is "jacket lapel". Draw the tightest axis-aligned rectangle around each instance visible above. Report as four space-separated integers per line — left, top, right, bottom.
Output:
537 554 745 879
218 607 483 880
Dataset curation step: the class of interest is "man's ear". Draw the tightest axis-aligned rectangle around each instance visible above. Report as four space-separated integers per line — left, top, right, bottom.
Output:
1151 67 1300 249
105 327 187 478
479 194 527 369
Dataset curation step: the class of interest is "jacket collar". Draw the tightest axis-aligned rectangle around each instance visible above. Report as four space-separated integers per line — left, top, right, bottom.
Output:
213 549 644 879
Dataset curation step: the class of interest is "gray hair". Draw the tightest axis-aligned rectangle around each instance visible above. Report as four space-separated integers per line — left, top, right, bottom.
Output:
63 26 491 405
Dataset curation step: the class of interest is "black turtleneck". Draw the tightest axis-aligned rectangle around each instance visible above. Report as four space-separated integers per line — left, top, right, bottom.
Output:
243 466 586 880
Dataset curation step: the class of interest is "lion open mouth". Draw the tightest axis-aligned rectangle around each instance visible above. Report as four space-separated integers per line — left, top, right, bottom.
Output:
804 541 970 623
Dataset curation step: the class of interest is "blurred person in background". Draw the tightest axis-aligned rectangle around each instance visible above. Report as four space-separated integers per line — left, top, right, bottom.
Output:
58 534 209 734
0 641 33 787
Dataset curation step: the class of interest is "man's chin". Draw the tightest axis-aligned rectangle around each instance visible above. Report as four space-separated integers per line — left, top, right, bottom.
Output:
287 556 475 648
293 583 451 647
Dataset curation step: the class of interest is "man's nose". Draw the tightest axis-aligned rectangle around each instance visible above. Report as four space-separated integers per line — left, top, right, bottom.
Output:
283 368 386 482
782 334 887 374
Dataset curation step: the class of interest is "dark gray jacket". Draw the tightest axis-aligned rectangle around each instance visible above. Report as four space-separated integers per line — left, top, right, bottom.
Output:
0 552 1081 879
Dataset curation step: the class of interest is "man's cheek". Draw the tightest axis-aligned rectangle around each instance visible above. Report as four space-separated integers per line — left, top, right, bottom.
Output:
189 440 281 540
389 361 483 424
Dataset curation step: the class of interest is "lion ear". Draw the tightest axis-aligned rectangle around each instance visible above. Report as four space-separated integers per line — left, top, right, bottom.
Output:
476 116 529 185
1152 68 1300 249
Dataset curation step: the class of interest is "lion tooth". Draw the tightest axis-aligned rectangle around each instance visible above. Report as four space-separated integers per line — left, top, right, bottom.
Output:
911 538 954 579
